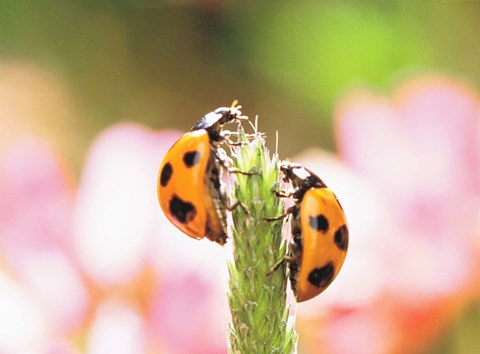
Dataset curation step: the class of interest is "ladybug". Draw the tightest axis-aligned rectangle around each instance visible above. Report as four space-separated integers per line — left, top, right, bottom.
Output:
269 162 349 302
157 104 246 245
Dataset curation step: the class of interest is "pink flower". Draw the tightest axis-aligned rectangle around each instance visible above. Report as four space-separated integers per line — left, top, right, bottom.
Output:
0 139 86 351
0 124 229 353
295 75 480 354
74 123 229 353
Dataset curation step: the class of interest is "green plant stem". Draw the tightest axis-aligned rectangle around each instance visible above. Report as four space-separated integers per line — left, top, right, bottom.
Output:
228 128 297 353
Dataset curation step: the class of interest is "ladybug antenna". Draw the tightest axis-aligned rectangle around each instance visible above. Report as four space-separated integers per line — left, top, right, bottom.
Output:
227 102 248 123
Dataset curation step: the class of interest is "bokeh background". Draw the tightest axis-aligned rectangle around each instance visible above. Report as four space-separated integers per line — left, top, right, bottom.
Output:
1 1 480 353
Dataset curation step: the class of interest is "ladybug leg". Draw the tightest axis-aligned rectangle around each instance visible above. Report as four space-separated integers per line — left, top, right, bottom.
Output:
266 255 296 276
263 213 288 222
228 167 258 176
214 147 237 168
213 179 250 216
266 258 284 276
214 148 259 176
216 187 250 215
272 189 293 199
263 205 294 222
220 131 265 146
222 131 266 139
226 200 250 215
219 131 246 146
288 238 302 258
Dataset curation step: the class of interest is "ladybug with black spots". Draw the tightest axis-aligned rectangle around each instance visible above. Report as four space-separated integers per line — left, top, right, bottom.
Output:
157 103 246 245
268 162 349 302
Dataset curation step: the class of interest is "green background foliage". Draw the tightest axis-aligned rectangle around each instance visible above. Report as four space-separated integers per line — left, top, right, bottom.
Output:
2 1 479 164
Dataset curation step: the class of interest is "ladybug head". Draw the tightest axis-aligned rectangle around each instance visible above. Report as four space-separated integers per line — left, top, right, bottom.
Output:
280 161 327 190
279 161 301 183
191 102 247 141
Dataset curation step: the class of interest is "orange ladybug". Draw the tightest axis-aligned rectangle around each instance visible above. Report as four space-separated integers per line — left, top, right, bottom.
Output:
270 162 349 302
157 104 245 245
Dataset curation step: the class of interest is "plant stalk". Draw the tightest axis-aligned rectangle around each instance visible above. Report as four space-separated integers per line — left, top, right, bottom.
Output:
227 128 297 353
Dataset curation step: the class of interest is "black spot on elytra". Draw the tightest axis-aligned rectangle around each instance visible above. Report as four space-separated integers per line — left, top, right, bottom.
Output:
334 225 349 251
309 214 329 233
183 151 200 167
160 162 173 187
169 195 197 224
308 262 335 288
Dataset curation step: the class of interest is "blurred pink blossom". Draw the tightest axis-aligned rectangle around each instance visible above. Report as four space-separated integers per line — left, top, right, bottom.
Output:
0 125 229 353
74 123 229 353
295 75 480 354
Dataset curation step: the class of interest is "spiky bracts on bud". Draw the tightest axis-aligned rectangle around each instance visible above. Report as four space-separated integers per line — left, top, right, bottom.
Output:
228 128 297 353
